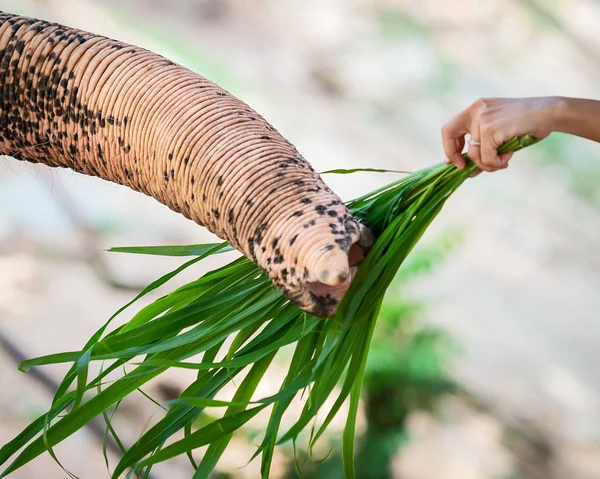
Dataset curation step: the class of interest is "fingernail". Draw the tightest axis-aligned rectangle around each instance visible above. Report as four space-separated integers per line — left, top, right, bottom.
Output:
444 158 451 164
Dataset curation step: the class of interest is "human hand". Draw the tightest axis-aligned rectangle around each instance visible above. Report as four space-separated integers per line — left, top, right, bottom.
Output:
441 97 559 172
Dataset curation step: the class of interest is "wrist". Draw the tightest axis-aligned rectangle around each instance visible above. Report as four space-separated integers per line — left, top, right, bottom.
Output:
545 96 571 134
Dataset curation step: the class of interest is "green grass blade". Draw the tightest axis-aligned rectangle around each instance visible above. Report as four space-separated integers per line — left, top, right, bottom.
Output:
193 352 276 478
107 242 233 256
0 393 74 467
46 244 228 404
111 342 228 477
320 168 410 175
342 305 380 479
134 406 268 471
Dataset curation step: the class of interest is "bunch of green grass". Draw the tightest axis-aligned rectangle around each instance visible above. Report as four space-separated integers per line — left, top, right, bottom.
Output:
0 135 540 479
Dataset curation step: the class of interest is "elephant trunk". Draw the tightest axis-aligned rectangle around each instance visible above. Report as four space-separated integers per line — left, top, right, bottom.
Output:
0 12 372 317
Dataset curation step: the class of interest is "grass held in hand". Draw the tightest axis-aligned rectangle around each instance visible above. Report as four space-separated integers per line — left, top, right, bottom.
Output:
0 135 540 479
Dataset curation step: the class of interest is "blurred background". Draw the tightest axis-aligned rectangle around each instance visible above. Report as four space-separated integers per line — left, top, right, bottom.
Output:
1 0 600 478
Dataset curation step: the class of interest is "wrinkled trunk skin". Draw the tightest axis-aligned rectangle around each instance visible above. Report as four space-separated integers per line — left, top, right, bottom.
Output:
0 12 370 317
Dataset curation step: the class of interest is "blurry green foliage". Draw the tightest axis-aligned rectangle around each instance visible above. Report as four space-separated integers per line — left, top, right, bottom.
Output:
536 133 600 203
377 9 427 40
430 57 457 92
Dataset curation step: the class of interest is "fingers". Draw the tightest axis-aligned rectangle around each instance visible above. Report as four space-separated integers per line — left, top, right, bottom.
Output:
468 124 504 173
467 124 482 168
441 128 466 168
443 98 516 174
479 132 507 172
453 136 466 169
441 110 470 169
468 131 507 173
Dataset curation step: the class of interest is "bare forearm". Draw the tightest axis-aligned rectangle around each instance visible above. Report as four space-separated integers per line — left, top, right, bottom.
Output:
550 97 600 143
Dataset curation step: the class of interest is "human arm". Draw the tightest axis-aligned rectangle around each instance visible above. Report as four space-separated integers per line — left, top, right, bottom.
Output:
441 97 600 172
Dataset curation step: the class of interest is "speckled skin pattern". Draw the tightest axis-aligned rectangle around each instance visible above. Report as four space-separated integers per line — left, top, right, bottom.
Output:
0 12 372 317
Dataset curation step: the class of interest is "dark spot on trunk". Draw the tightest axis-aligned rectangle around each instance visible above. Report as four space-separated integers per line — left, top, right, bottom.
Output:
247 237 257 261
335 237 352 251
309 293 338 316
